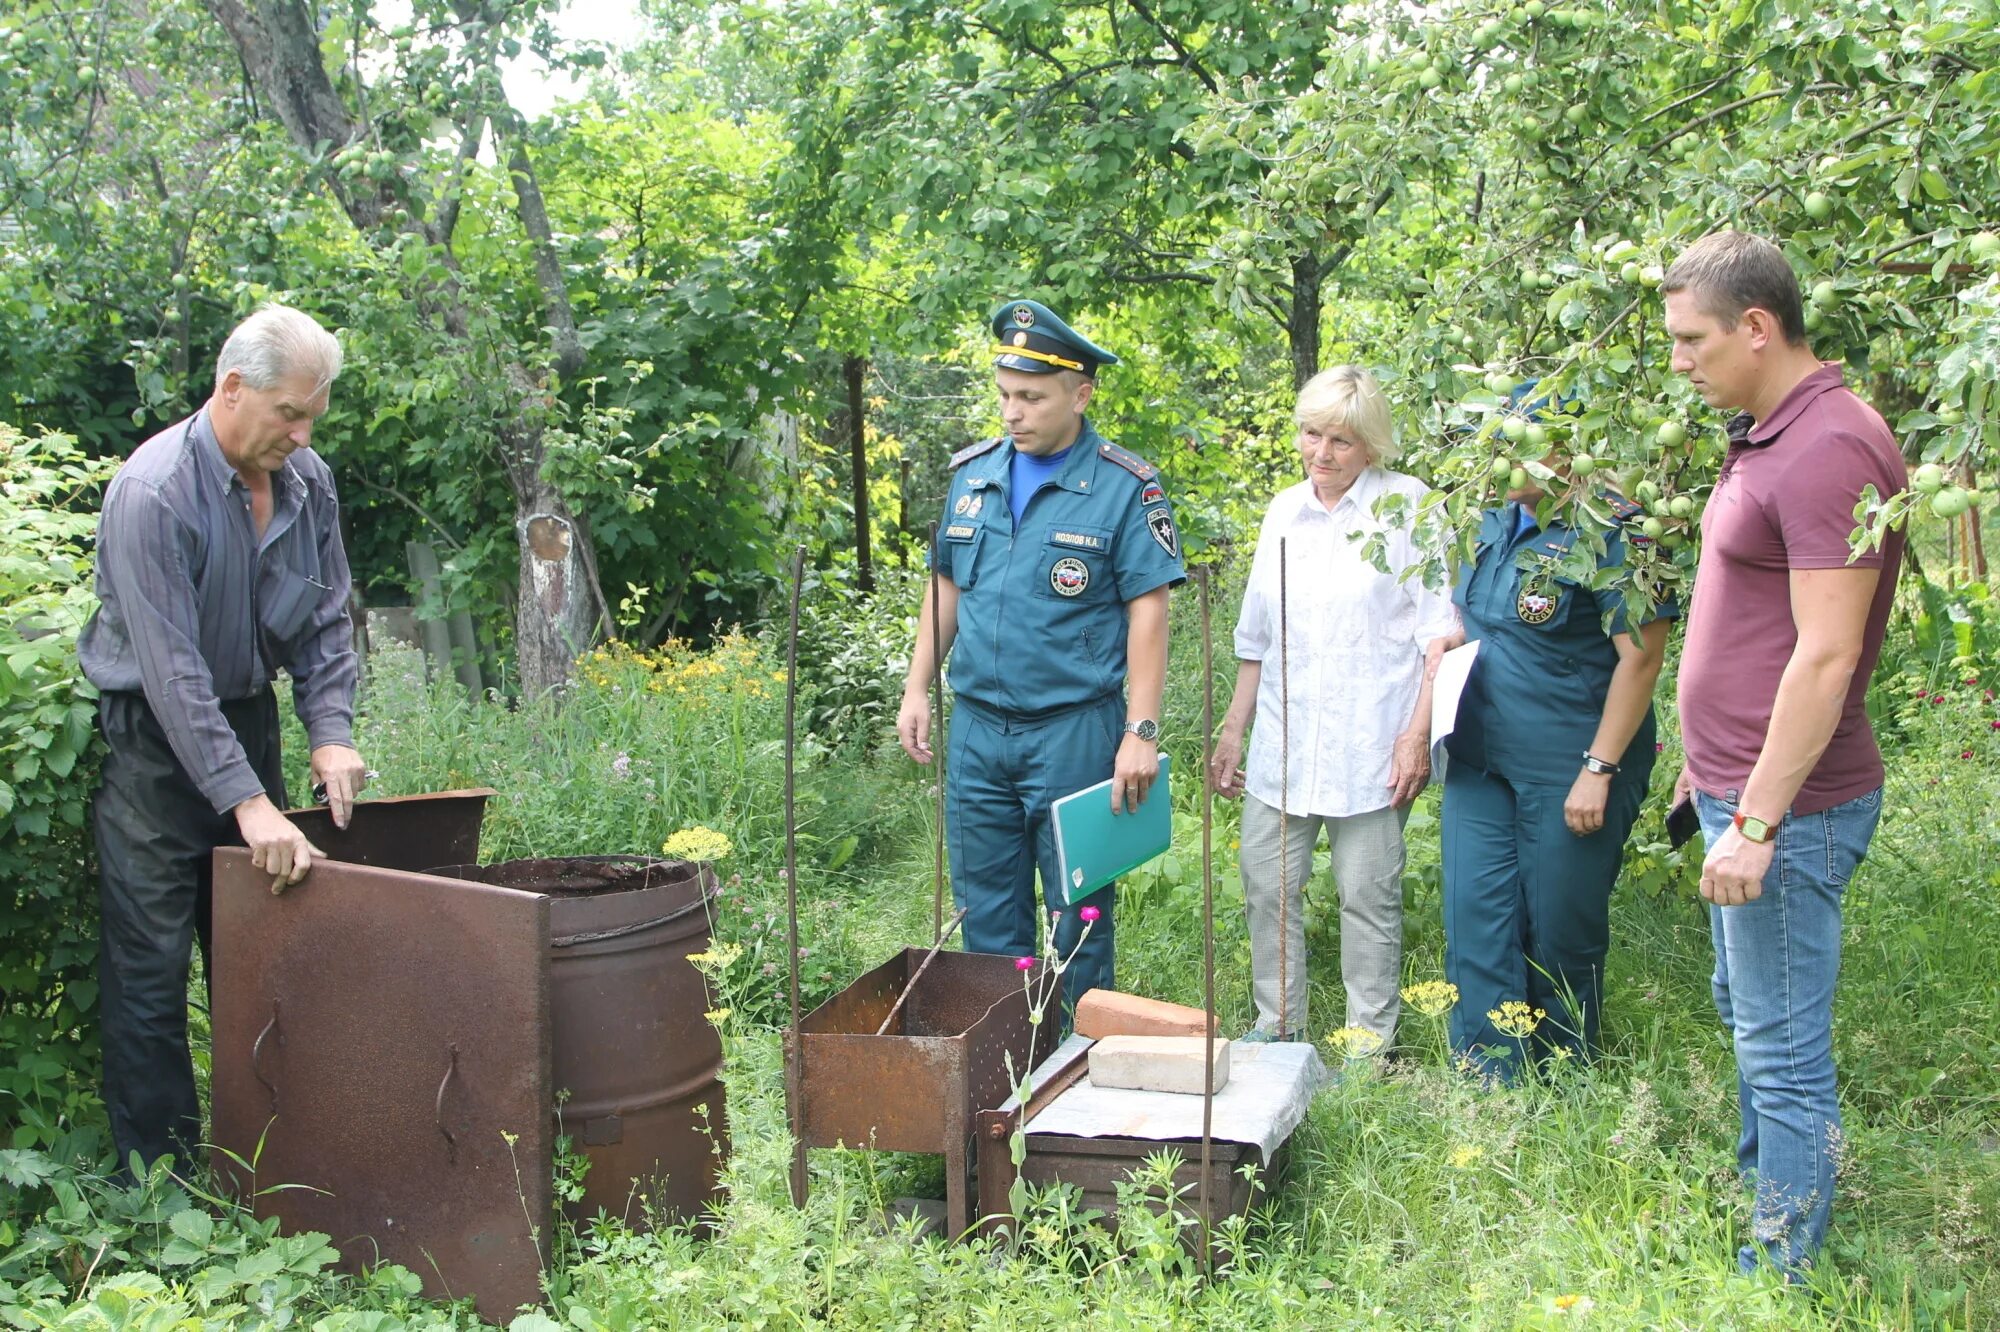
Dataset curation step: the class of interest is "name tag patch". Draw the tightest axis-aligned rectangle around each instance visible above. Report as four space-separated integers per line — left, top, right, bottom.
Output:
1051 530 1105 551
945 524 977 540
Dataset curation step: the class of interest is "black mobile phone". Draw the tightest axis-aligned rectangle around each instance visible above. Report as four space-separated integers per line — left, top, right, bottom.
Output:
1666 795 1699 850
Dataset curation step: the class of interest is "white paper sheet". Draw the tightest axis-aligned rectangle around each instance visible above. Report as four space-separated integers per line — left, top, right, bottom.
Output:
999 1036 1326 1162
1428 640 1481 770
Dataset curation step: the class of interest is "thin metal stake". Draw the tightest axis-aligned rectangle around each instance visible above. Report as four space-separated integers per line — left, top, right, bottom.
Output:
784 543 808 1209
929 521 946 943
1277 538 1290 1041
1197 565 1217 1275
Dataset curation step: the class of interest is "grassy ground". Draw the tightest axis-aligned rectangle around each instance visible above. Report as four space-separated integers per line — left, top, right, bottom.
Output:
4 583 1997 1330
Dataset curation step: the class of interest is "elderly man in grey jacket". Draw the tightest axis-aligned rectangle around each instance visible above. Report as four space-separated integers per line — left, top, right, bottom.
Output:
79 304 369 1175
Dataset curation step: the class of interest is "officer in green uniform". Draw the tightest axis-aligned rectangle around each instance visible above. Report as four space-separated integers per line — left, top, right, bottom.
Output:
1440 387 1675 1081
897 299 1187 1005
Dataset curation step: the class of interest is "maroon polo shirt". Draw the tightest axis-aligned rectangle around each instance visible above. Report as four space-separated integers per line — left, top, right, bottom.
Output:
1678 363 1907 815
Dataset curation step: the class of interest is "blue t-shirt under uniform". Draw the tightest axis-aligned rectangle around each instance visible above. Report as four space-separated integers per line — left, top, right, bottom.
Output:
936 420 1187 715
1009 446 1073 527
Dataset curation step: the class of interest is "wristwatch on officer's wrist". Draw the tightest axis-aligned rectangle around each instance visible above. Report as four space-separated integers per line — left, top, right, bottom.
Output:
1123 719 1159 743
1731 811 1776 844
1580 751 1620 776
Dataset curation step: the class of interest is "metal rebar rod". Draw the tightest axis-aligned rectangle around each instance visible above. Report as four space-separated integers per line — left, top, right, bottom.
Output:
1197 564 1217 1275
784 543 808 1210
930 521 946 943
874 907 969 1036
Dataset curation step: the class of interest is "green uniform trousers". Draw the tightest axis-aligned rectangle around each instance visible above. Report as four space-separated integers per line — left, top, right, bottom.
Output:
1441 760 1645 1081
945 694 1120 1009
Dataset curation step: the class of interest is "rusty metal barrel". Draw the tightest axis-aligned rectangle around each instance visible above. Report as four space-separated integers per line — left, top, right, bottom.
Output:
433 855 728 1227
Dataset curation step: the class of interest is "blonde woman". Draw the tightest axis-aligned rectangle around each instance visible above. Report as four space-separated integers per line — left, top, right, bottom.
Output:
1209 367 1459 1047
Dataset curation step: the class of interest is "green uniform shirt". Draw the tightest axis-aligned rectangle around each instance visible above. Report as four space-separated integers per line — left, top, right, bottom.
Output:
937 419 1185 716
1447 502 1675 784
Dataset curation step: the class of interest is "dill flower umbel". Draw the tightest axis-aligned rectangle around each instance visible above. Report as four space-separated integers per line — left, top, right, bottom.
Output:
685 942 743 974
1487 1000 1546 1038
1323 1025 1386 1060
663 825 734 863
1400 980 1459 1017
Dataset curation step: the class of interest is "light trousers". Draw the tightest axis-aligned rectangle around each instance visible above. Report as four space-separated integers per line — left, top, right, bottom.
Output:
1239 794 1407 1042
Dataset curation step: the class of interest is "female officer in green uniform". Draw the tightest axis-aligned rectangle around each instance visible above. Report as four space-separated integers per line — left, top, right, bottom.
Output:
1441 390 1674 1081
896 300 1186 1006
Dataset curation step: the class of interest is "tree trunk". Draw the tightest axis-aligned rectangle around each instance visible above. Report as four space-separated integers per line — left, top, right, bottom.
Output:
1287 249 1322 390
513 482 598 698
206 0 605 700
846 353 872 593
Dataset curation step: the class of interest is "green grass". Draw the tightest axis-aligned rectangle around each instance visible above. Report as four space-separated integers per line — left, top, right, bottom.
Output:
5 588 1997 1330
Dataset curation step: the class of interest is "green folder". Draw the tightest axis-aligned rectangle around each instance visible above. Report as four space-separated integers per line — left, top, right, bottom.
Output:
1050 755 1172 904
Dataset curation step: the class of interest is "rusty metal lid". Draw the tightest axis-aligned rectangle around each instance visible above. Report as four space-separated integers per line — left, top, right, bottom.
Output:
284 788 496 872
210 847 551 1323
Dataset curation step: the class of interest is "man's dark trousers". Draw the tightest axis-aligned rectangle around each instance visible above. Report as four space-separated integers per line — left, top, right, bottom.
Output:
94 688 286 1174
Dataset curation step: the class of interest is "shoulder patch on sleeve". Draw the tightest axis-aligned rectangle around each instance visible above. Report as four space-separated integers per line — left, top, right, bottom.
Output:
1602 490 1645 523
1097 441 1157 481
951 436 1004 469
1601 490 1654 546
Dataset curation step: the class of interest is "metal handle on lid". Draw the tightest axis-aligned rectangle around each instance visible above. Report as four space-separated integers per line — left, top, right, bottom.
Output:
251 1001 281 1114
435 1044 460 1164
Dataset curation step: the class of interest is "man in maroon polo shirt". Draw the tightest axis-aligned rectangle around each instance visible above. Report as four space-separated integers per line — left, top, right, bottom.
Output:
1663 231 1906 1280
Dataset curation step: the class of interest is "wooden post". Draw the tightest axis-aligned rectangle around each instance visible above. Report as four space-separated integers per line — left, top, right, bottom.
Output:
847 354 873 594
406 540 483 699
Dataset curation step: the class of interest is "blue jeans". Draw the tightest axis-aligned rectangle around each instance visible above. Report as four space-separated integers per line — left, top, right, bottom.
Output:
1696 786 1882 1279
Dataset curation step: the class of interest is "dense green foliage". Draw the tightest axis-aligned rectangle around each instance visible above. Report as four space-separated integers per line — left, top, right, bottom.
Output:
0 426 113 1157
6 0 1998 629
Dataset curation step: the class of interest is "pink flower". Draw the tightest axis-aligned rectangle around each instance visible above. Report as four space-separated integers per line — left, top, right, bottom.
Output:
1989 719 2000 731
1932 693 1947 704
1079 906 1101 922
1655 742 1665 753
1015 957 1035 972
1962 749 1975 760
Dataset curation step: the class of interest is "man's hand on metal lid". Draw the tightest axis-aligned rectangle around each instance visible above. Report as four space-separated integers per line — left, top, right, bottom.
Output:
234 793 327 894
308 744 372 829
308 768 379 809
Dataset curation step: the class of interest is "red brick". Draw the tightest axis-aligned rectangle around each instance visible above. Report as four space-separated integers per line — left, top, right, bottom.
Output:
1073 989 1219 1040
